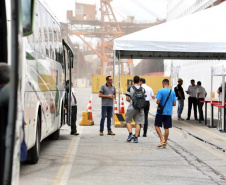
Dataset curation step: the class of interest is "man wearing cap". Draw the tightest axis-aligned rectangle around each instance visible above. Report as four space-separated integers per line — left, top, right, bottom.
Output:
175 78 185 120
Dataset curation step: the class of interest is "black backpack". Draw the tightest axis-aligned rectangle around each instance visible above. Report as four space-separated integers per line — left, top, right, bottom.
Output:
132 86 146 111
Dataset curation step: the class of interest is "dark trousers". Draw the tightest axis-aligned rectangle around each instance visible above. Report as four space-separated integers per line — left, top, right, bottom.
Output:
143 101 150 135
71 105 77 133
100 106 113 132
187 97 197 119
198 98 204 120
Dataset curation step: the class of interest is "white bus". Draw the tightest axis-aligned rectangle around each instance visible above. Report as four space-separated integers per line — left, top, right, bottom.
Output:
24 0 68 164
0 0 74 184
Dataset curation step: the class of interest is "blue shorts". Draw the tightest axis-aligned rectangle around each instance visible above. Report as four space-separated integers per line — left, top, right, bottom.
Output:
155 114 172 129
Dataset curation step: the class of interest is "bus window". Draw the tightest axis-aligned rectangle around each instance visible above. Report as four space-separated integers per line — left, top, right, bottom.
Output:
21 0 34 36
39 4 45 55
42 8 49 57
48 14 53 59
34 1 39 52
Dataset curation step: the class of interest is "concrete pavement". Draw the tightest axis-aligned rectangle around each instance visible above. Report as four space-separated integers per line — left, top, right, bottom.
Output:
20 87 226 185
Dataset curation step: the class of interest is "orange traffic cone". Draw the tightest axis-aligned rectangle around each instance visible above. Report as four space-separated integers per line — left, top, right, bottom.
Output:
120 97 125 114
114 98 118 114
87 99 93 120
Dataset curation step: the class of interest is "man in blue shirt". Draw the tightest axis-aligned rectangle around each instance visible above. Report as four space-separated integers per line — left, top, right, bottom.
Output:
155 79 177 148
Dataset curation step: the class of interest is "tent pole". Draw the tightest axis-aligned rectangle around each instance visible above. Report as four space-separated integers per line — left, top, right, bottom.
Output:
170 60 173 89
113 50 116 87
113 50 116 125
221 65 225 132
210 68 213 127
118 51 120 112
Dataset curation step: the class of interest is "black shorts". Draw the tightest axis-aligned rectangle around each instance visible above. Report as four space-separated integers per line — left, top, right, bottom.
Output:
155 114 172 129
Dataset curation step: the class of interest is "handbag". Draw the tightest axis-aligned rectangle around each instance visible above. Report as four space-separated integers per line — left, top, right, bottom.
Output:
157 90 172 114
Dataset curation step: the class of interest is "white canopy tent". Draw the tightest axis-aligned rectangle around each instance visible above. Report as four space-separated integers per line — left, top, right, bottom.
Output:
113 2 226 128
113 2 226 59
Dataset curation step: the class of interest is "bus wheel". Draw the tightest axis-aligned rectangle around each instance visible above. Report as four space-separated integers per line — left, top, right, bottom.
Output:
30 116 41 164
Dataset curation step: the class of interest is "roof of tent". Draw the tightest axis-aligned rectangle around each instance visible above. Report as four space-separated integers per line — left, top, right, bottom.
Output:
113 2 226 60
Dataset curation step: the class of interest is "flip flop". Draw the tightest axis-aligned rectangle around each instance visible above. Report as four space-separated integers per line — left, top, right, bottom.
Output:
157 140 166 147
163 144 167 149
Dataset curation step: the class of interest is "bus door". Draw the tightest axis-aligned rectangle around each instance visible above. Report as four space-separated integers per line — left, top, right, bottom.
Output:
62 39 74 125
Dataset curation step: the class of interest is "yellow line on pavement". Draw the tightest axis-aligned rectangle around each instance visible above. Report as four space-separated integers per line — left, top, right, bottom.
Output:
52 126 80 185
179 121 226 141
172 128 226 160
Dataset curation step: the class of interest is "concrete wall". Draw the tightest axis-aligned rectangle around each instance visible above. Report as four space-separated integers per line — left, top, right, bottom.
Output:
92 75 171 94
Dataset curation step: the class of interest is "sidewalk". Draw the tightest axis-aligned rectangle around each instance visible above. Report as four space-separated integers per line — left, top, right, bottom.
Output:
118 92 226 151
66 91 226 184
147 96 226 152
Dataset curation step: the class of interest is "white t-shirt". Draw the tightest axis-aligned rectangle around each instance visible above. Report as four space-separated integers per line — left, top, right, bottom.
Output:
197 86 206 98
71 88 77 106
141 84 154 101
187 85 197 97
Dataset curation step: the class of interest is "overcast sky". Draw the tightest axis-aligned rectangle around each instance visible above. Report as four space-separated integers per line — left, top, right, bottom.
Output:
44 0 167 23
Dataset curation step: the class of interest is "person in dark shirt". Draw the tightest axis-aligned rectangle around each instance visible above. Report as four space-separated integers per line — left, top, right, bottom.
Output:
175 78 185 120
217 82 226 100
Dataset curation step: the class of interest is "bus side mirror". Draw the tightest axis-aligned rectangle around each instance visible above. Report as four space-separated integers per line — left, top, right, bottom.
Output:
21 0 35 36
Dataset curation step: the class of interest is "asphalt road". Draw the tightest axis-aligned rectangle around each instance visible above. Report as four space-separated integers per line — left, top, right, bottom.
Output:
20 87 226 185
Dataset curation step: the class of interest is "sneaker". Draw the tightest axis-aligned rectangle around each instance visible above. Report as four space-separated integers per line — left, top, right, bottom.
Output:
143 134 147 137
107 131 115 135
134 137 138 143
178 118 184 121
195 118 198 121
127 134 134 142
100 131 104 136
186 118 190 120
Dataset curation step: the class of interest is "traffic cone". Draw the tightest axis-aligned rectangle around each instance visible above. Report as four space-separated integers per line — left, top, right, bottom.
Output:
120 97 125 114
87 99 93 120
114 98 118 114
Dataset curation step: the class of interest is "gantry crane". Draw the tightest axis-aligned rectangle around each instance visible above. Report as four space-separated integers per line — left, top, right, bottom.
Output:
66 0 165 75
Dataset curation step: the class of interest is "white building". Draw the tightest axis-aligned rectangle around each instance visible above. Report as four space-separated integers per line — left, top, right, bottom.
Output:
165 0 225 98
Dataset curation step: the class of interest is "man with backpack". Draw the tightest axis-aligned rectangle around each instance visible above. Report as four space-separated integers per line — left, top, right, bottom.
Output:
125 76 146 143
155 79 177 148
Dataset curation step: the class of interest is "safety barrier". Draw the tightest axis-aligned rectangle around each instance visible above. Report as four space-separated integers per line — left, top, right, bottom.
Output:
201 100 226 132
80 99 94 126
114 113 136 128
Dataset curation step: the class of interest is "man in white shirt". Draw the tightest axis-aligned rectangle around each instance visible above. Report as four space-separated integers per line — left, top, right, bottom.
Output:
66 80 79 135
185 79 198 120
197 81 207 122
139 78 155 137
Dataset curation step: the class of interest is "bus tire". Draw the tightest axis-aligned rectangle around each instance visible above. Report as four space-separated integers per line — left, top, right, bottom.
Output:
30 116 41 164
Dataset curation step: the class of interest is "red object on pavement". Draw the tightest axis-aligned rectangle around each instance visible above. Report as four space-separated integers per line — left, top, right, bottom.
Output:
114 98 118 114
120 97 125 114
88 99 93 120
